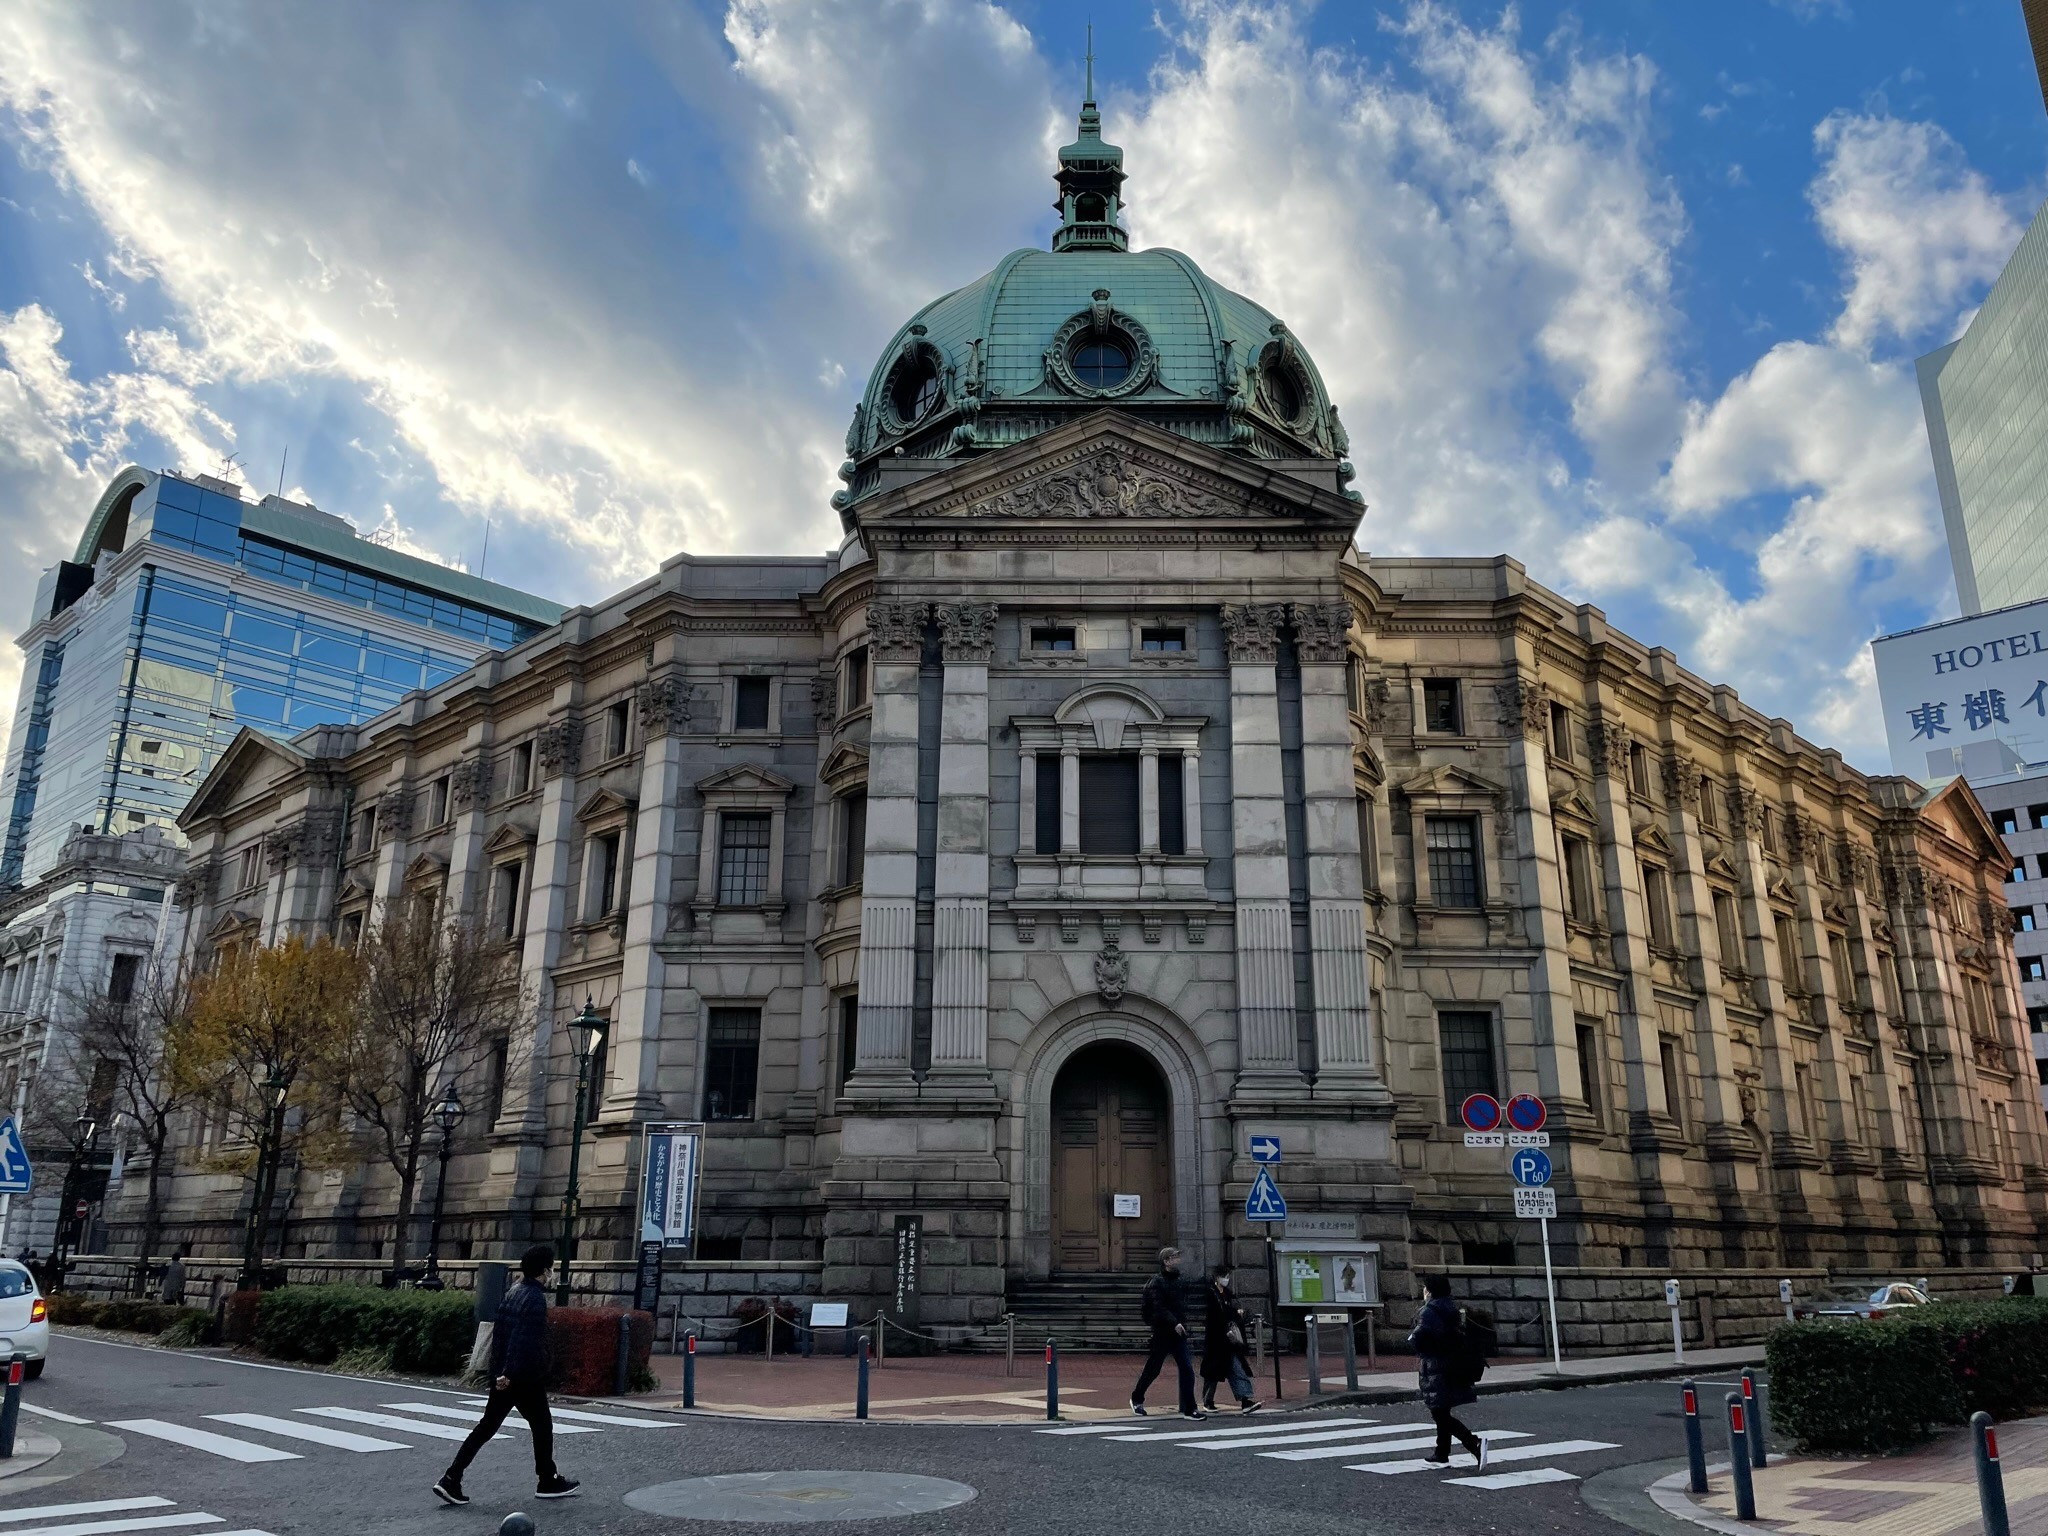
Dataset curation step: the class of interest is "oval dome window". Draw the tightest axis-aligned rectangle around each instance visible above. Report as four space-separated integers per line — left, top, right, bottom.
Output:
892 362 942 425
1071 339 1132 390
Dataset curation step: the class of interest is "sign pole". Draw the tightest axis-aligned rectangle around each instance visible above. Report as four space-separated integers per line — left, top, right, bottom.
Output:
1539 1216 1562 1371
1267 1229 1282 1402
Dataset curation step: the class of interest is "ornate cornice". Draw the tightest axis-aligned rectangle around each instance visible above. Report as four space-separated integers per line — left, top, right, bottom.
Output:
937 601 997 663
537 719 583 780
638 675 689 739
1291 600 1353 663
1221 603 1285 664
867 601 928 663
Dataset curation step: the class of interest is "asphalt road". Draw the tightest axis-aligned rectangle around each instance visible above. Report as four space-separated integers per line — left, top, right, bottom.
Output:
0 1333 1734 1535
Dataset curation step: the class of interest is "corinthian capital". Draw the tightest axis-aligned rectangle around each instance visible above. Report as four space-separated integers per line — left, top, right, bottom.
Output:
1221 603 1285 663
937 602 997 663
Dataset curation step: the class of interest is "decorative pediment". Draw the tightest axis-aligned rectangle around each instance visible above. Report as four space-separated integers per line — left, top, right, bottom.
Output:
1634 822 1674 858
403 853 448 886
1399 763 1504 802
1703 851 1741 885
206 907 259 941
180 727 309 828
483 821 537 857
1352 742 1384 789
574 788 637 825
337 874 374 903
1766 871 1798 907
697 764 795 799
820 742 870 791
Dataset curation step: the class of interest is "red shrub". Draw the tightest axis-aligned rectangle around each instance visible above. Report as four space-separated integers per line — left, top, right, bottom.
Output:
223 1288 262 1346
546 1306 653 1396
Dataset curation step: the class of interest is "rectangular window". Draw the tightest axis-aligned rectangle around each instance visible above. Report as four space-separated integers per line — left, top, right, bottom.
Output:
1425 816 1481 908
2020 908 2038 932
1996 808 2021 834
1796 1064 1822 1142
734 676 772 731
1898 1085 1922 1158
337 910 364 948
427 775 451 827
1831 935 1857 1003
2037 854 2048 880
583 1029 608 1122
494 860 524 942
1548 702 1572 763
1697 777 1719 830
233 845 261 892
352 806 377 855
1629 743 1650 797
1713 890 1742 972
1437 1011 1498 1120
1641 862 1674 949
1887 951 1910 1018
842 646 869 711
483 1035 510 1127
1078 755 1141 855
1422 678 1461 734
588 831 623 919
1035 754 1062 854
838 790 867 888
703 1007 761 1121
717 812 773 905
1139 626 1186 652
510 742 534 797
1761 808 1779 855
1845 1072 1866 1144
1576 1020 1603 1125
1660 1037 1685 1128
1562 834 1595 923
2032 803 2048 830
1775 914 1804 990
1158 753 1185 856
605 699 631 758
2025 957 2047 983
1030 625 1077 652
106 953 140 1007
838 994 859 1093
2013 861 2029 884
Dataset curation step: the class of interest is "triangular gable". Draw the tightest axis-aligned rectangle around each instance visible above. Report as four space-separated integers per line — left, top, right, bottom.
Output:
1703 850 1741 885
180 728 309 828
337 874 373 903
1634 822 1674 858
1930 776 2008 863
206 907 258 941
483 821 537 857
820 742 870 787
1766 871 1798 907
1352 741 1384 789
697 764 795 796
404 853 448 884
574 788 637 824
1398 763 1503 801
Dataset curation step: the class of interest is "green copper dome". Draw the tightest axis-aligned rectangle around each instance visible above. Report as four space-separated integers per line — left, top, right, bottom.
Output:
835 87 1354 516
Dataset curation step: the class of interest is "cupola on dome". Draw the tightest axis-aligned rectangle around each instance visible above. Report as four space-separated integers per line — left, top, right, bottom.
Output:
834 68 1354 518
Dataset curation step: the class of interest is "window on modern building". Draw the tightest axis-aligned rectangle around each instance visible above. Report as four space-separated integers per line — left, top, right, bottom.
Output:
2032 803 2048 829
338 910 365 948
1561 834 1596 923
1775 915 1804 990
1629 743 1651 797
1437 1010 1498 1120
717 812 772 905
482 1034 510 1127
1034 754 1062 855
604 699 631 758
1713 890 1743 971
1425 816 1481 908
586 831 623 920
1031 625 1077 652
233 845 261 892
2025 956 2047 983
1831 935 1857 1003
838 790 867 887
1576 1020 1603 1124
2013 860 2029 884
106 953 140 1007
1422 678 1461 734
1548 702 1572 763
838 994 859 1093
1997 808 2021 834
427 775 451 827
1139 626 1186 652
2020 907 2039 932
842 646 869 712
2037 854 2048 880
2039 1057 2048 1086
493 860 524 942
1079 755 1141 856
1659 1037 1685 1127
1641 862 1675 949
1157 753 1186 856
703 1007 761 1121
734 677 772 732
509 741 534 797
2029 1006 2048 1034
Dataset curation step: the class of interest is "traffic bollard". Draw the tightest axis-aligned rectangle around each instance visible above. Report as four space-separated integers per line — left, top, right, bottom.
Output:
1045 1337 1059 1421
614 1312 633 1397
857 1337 871 1421
683 1331 696 1409
1974 1412 2011 1536
1741 1369 1767 1468
498 1514 535 1536
0 1354 20 1459
1726 1393 1756 1522
1681 1380 1707 1495
1305 1314 1322 1396
1342 1316 1359 1393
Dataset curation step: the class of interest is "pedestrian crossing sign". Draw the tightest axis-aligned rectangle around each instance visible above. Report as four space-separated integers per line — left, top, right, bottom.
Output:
1245 1165 1287 1222
0 1116 30 1194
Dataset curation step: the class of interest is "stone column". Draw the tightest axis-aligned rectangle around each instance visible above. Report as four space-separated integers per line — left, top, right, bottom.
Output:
370 779 415 912
1293 601 1377 1087
1658 753 1748 1151
928 603 994 1094
498 715 581 1140
849 602 923 1091
1223 602 1298 1089
442 752 494 923
605 674 688 1120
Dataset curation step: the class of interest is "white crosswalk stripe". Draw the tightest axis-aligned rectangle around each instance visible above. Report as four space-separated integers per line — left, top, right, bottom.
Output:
1446 1466 1581 1490
205 1413 407 1452
0 1502 175 1527
294 1406 490 1442
382 1402 602 1434
1104 1417 1382 1445
0 1518 221 1536
0 1496 276 1536
455 1401 679 1428
1262 1430 1533 1463
1353 1438 1621 1476
17 1404 93 1425
102 1420 300 1464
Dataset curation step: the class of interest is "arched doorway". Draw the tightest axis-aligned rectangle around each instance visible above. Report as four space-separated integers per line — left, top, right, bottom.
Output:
1050 1042 1173 1273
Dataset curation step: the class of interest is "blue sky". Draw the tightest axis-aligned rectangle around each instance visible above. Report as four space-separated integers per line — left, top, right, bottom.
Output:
0 0 2042 771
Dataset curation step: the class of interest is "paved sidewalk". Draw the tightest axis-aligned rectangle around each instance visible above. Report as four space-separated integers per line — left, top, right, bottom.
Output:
1651 1416 2048 1535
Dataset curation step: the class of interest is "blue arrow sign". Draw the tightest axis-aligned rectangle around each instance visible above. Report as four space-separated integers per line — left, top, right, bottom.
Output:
1249 1136 1282 1164
1511 1148 1553 1188
0 1117 32 1194
1245 1165 1288 1222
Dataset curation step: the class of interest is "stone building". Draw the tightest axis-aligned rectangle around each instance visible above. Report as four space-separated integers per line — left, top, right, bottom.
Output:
150 93 2048 1322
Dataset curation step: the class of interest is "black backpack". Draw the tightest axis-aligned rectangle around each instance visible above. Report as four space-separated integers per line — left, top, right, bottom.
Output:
1456 1307 1498 1384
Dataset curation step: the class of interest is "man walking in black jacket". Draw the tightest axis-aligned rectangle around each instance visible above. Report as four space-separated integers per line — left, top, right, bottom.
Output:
434 1245 580 1505
1130 1247 1205 1420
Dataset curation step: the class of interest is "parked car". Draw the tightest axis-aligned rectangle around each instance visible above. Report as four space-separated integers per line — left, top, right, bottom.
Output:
0 1262 47 1377
1792 1281 1932 1322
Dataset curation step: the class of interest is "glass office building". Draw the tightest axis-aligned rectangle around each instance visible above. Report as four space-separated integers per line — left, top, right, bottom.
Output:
0 467 562 890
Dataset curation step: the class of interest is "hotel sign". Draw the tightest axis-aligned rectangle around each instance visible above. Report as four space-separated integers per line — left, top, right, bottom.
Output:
1872 597 2048 775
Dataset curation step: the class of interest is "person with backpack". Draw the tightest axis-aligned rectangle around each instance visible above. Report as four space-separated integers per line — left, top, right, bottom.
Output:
1407 1273 1489 1468
1131 1247 1206 1419
1199 1265 1261 1414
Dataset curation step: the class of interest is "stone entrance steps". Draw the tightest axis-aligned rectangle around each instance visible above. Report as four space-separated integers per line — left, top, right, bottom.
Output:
965 1271 1163 1352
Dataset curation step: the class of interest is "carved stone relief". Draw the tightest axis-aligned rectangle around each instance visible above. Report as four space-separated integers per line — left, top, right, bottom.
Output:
639 675 689 739
964 447 1240 519
937 602 998 663
1221 603 1285 663
867 601 928 662
537 719 583 780
1291 601 1353 663
1494 678 1549 739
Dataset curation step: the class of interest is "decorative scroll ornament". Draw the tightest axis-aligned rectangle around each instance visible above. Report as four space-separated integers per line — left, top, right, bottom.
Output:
808 673 837 727
1494 678 1549 740
1291 601 1353 663
867 601 928 662
638 675 689 739
1221 602 1285 663
964 448 1237 519
1661 755 1702 808
1585 715 1633 780
373 788 414 846
449 756 492 811
938 602 998 663
1360 677 1393 733
1094 936 1130 1005
537 719 583 780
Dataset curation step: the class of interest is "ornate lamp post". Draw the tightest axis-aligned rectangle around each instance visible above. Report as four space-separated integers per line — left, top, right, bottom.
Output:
241 1069 290 1289
557 997 608 1306
53 1112 98 1293
423 1083 463 1289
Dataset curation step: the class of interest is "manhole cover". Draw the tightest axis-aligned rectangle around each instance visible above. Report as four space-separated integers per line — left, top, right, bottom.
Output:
626 1471 977 1524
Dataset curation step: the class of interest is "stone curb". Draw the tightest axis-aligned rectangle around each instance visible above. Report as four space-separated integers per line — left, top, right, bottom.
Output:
0 1431 64 1480
1645 1461 1764 1536
1303 1348 1768 1409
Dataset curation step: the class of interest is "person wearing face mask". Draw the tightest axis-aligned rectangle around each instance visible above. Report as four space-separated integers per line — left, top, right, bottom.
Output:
1131 1247 1206 1419
1200 1265 1261 1414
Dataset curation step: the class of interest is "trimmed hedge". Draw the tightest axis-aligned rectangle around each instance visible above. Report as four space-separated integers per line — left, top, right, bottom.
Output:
1767 1298 2048 1453
255 1285 476 1376
45 1294 211 1341
547 1306 654 1396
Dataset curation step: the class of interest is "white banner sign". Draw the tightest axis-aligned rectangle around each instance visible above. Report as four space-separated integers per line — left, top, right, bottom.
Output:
640 1122 703 1249
1513 1187 1557 1220
1872 597 2048 775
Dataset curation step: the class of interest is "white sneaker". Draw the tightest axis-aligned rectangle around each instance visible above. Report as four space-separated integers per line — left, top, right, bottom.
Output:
1476 1437 1490 1471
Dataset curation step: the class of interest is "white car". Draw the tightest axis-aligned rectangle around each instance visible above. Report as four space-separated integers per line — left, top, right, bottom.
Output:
0 1262 49 1377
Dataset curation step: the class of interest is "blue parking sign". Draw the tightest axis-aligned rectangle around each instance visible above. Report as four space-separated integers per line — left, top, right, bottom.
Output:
1511 1148 1552 1187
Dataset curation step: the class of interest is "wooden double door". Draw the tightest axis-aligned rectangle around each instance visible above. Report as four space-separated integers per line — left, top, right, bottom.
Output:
1052 1043 1172 1273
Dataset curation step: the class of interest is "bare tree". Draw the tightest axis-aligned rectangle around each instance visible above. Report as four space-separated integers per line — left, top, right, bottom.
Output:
331 904 524 1278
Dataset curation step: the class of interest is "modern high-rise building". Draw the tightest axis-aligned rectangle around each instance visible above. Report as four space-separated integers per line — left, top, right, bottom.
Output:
0 466 560 1255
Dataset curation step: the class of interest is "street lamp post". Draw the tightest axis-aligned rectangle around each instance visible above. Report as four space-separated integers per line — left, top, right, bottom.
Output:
558 998 608 1307
423 1083 463 1289
241 1070 289 1290
53 1113 98 1294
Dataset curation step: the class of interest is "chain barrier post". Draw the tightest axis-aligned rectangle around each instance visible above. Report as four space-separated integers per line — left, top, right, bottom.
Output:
1975 1412 2011 1536
1006 1313 1016 1378
1726 1393 1756 1521
1305 1313 1322 1396
1045 1337 1059 1421
1681 1379 1707 1494
683 1330 696 1408
1342 1313 1359 1392
857 1336 871 1421
1741 1368 1767 1468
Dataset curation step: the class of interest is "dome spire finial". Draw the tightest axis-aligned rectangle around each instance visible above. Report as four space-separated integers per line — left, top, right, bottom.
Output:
1054 29 1127 253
